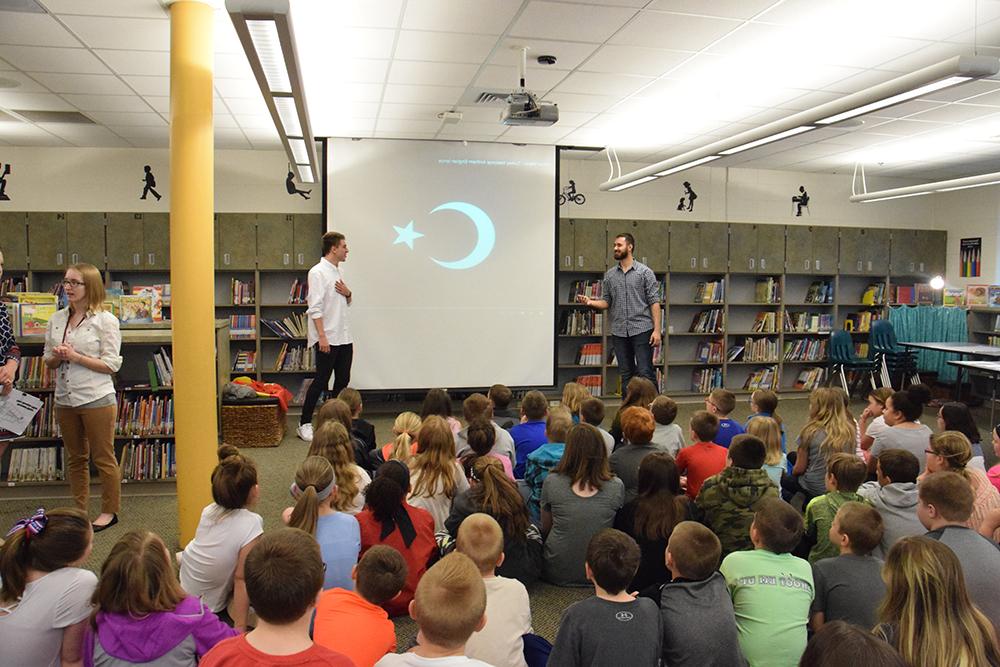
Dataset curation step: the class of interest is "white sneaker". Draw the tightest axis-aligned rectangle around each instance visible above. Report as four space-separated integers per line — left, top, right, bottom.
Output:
296 423 314 442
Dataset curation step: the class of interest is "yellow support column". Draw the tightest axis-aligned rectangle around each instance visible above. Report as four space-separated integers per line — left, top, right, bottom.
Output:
169 0 216 546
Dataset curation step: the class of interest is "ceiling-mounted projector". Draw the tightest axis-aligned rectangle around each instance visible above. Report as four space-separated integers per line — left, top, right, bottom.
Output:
501 91 559 126
500 46 559 127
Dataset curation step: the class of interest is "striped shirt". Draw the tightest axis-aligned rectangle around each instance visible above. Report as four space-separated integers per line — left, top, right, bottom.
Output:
602 261 659 337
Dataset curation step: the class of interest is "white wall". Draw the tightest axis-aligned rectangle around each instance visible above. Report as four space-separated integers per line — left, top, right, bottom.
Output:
0 146 321 214
930 189 1000 288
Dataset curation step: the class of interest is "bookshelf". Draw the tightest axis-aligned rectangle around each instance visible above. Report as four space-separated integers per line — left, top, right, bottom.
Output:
3 321 230 490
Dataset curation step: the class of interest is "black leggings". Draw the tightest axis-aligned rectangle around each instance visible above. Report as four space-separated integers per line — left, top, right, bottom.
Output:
300 343 353 425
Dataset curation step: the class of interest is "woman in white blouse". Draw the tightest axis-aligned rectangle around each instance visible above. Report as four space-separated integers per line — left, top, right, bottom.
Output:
44 263 123 531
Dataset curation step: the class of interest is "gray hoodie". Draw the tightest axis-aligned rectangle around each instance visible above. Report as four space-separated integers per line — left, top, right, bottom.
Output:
857 481 924 558
659 572 747 667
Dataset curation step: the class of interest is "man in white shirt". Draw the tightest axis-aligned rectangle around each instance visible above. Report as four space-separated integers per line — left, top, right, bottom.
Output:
298 231 354 441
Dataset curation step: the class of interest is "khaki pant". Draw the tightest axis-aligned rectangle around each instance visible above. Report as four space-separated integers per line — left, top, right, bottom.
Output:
57 404 120 514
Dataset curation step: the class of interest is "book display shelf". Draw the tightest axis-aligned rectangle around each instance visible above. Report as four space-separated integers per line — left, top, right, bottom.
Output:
557 219 946 399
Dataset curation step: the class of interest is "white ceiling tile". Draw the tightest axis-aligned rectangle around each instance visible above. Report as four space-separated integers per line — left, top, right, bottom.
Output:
474 65 569 91
59 15 169 51
550 110 596 126
122 75 168 96
907 103 998 124
511 2 638 42
382 83 465 105
212 10 244 55
0 122 69 145
553 71 653 97
110 125 168 147
580 45 691 77
309 83 384 112
214 128 250 149
40 0 168 19
0 91 75 111
922 80 1000 104
822 68 914 96
437 121 503 136
220 96 269 115
37 122 129 147
0 70 45 92
291 0 403 29
61 94 151 112
388 61 479 86
214 52 254 79
30 72 131 94
453 105 508 123
0 10 80 47
647 0 779 19
868 99 944 119
609 11 739 50
214 78 263 99
0 57 12 71
0 45 108 74
213 113 238 129
375 118 443 133
321 59 390 84
545 92 619 113
295 26 397 61
403 0 521 34
394 31 498 64
499 125 574 142
319 118 377 136
377 102 443 120
862 118 945 136
493 39 601 71
94 49 169 77
234 115 275 130
960 88 1000 108
242 127 281 146
143 95 169 113
85 111 166 127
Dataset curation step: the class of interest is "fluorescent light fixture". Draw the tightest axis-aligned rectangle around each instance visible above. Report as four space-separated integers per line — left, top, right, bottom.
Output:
273 96 301 136
850 169 1000 203
246 20 291 94
288 138 308 164
296 163 314 183
609 176 658 191
816 76 971 125
654 155 721 176
600 55 999 193
718 126 814 155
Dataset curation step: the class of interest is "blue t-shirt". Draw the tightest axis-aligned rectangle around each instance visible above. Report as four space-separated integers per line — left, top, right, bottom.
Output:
715 418 746 449
510 420 548 478
316 512 361 591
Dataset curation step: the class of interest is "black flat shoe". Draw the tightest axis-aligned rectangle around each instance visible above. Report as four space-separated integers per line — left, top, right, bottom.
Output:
92 514 119 533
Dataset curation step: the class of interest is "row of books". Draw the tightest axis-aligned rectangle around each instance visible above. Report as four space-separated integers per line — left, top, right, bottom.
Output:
0 276 26 295
805 280 834 304
692 368 723 393
855 343 870 358
23 394 60 438
288 279 308 304
575 374 603 397
785 312 833 333
990 336 1000 347
696 339 725 363
751 311 778 333
148 347 173 388
568 280 602 301
230 315 257 340
575 343 603 366
274 344 316 371
690 309 724 333
232 279 255 305
262 313 308 339
119 440 176 481
694 280 725 304
784 338 828 362
794 367 826 390
116 394 174 436
744 366 778 391
17 356 53 389
844 310 882 333
233 350 257 373
4 292 57 336
560 310 602 336
754 277 780 304
861 283 887 305
742 337 780 363
5 447 61 482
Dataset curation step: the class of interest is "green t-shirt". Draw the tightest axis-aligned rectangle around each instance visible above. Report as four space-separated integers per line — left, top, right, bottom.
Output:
720 549 814 667
804 491 868 563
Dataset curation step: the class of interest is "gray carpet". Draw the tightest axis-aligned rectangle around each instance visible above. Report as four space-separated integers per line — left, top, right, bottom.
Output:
1 394 995 646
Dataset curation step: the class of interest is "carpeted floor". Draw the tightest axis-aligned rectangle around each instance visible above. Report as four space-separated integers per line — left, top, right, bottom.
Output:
2 393 996 646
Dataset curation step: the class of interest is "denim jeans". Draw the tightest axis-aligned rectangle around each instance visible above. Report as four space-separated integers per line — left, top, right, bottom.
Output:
612 329 656 390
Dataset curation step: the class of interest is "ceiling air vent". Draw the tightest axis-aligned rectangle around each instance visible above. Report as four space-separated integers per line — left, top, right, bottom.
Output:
0 0 47 12
13 110 96 124
472 91 510 105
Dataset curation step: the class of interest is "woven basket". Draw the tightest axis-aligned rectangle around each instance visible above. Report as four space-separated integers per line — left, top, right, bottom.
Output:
221 399 284 448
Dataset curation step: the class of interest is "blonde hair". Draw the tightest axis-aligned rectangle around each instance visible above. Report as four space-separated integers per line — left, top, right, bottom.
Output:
410 415 459 501
67 263 106 312
879 536 1000 666
746 416 783 466
389 411 421 463
288 456 336 535
930 431 973 481
413 552 486 649
308 421 359 513
561 382 590 415
456 513 504 575
800 388 856 458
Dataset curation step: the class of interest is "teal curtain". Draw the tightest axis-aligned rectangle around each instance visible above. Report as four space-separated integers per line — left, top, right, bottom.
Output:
887 306 968 382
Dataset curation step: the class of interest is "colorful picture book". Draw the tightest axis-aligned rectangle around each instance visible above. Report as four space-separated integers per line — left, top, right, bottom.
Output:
943 288 965 307
966 284 989 307
18 303 58 336
132 285 164 321
915 284 935 305
120 294 154 324
990 286 1000 307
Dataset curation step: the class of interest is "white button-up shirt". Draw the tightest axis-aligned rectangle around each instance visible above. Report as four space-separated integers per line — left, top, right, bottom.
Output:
44 308 122 407
306 257 353 348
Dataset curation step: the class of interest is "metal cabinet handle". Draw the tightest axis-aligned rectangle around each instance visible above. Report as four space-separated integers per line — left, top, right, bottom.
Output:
867 260 873 271
641 256 647 264
909 262 915 272
919 262 924 272
70 253 78 264
56 252 63 266
760 258 766 270
283 253 290 266
148 253 155 265
805 260 810 271
857 260 863 272
224 252 231 266
133 253 140 266
690 257 697 269
815 260 820 271
578 255 584 267
702 257 708 269
749 258 755 270
297 253 304 265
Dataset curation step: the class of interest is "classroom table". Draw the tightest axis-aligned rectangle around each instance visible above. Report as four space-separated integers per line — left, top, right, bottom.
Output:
947 360 1000 427
898 341 1000 399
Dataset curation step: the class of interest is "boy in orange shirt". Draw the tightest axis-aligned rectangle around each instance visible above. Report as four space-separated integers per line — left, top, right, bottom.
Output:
314 546 408 667
676 411 728 499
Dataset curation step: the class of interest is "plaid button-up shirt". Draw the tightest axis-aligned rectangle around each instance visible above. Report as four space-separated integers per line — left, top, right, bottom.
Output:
602 260 659 337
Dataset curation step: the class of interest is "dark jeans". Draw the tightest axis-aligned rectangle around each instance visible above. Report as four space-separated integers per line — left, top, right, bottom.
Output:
612 330 656 390
779 451 817 504
300 343 353 425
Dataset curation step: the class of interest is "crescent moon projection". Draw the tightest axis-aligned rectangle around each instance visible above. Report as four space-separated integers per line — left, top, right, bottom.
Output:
429 201 496 270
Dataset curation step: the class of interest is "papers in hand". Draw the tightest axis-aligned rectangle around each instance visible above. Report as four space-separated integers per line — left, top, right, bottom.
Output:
0 389 43 438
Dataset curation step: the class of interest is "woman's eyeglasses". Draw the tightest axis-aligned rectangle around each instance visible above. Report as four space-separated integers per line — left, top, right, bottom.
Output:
61 279 86 288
